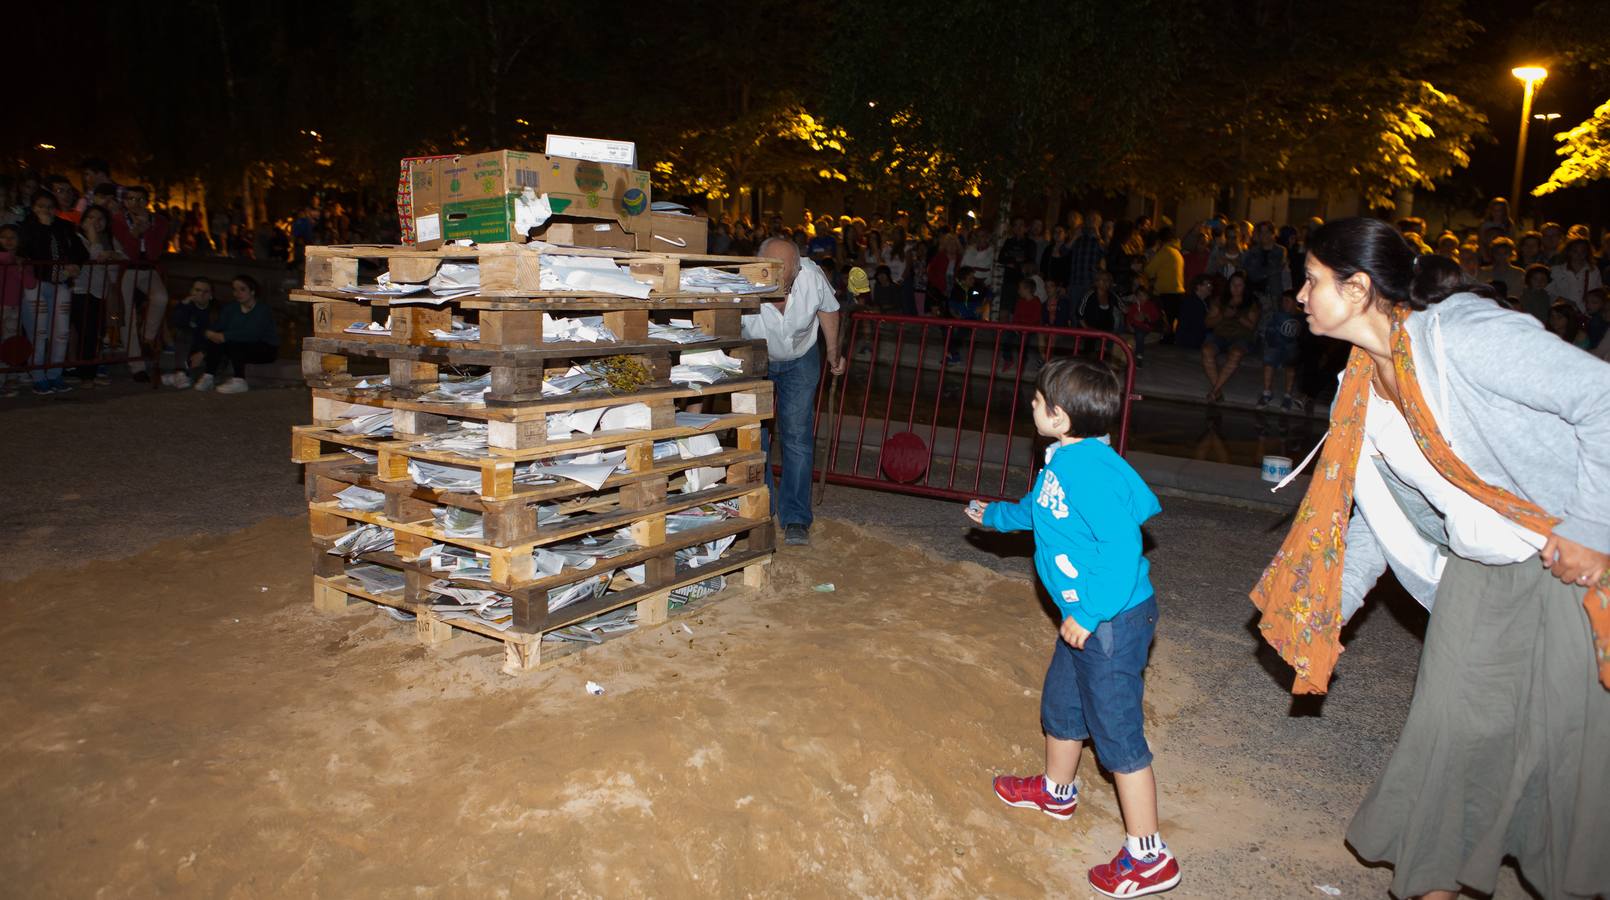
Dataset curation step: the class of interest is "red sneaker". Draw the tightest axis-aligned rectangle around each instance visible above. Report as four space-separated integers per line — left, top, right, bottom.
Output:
991 773 1077 820
1088 845 1181 898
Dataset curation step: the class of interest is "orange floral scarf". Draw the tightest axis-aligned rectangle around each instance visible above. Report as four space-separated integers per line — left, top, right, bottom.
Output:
1250 306 1610 694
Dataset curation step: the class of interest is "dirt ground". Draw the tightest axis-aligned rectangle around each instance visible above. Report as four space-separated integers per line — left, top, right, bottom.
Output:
0 386 1536 899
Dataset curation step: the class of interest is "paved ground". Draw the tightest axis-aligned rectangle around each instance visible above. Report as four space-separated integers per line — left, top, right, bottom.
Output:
0 382 1535 898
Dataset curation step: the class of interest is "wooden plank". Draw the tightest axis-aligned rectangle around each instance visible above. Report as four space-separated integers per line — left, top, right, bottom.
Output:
313 301 369 337
479 309 543 347
602 309 649 341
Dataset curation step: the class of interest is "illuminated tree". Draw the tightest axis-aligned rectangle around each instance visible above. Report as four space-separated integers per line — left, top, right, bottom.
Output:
1534 100 1610 196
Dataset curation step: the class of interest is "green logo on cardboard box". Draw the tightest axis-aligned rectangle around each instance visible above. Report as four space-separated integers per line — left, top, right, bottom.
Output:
622 188 647 216
450 177 461 193
574 161 607 194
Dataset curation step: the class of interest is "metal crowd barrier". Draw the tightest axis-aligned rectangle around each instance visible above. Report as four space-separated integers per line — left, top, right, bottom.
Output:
810 312 1137 502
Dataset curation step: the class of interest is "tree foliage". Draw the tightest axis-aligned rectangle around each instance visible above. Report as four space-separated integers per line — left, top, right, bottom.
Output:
1534 99 1610 196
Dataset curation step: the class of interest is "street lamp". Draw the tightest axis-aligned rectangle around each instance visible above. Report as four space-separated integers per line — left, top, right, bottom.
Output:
1510 66 1547 217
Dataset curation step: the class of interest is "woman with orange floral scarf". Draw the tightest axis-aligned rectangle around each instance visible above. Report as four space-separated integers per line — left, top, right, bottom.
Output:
1250 218 1610 900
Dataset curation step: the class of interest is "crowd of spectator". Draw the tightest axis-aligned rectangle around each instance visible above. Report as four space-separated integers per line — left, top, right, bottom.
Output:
715 197 1610 409
5 158 1607 405
0 159 287 397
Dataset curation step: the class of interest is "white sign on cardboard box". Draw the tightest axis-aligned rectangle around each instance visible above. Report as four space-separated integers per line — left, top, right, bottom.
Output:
545 134 637 167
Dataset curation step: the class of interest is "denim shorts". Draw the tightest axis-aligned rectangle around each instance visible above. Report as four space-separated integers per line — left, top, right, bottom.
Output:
1040 596 1158 774
1261 344 1297 367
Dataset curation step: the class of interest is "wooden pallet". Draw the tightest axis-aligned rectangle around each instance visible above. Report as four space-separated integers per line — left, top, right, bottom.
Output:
296 297 753 350
303 441 766 545
310 474 767 581
302 242 785 298
312 548 770 674
303 377 771 450
302 340 768 406
293 407 763 497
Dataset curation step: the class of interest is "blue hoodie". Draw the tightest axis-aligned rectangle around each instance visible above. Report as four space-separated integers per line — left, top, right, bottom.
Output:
983 439 1161 632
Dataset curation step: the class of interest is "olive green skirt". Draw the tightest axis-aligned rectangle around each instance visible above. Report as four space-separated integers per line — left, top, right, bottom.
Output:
1347 554 1610 899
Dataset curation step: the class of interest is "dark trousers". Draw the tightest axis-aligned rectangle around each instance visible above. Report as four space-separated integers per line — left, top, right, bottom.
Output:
203 340 277 378
70 292 103 377
1156 293 1183 341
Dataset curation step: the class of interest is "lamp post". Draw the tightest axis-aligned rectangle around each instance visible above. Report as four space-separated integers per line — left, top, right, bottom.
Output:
1511 66 1547 220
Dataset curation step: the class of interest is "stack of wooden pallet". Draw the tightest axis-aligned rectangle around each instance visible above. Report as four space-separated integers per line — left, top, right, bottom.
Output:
289 242 779 673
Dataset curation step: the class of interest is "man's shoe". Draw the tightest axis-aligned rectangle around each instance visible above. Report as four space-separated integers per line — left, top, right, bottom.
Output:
215 377 249 394
991 773 1077 820
1256 390 1273 408
783 524 809 546
50 379 72 393
193 374 215 391
132 370 150 383
1281 393 1294 411
1088 845 1181 898
170 372 193 390
31 381 52 396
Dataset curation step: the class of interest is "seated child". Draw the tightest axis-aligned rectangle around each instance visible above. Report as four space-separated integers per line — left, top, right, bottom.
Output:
966 357 1177 897
1257 289 1302 410
1123 286 1164 368
165 277 217 389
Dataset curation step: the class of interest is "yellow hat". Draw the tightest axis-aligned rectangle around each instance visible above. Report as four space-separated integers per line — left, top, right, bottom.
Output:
848 267 870 295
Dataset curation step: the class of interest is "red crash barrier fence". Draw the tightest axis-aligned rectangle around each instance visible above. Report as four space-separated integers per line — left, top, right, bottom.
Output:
0 259 164 383
810 312 1137 503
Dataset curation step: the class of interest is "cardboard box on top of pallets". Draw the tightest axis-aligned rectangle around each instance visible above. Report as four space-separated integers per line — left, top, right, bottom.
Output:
401 149 653 250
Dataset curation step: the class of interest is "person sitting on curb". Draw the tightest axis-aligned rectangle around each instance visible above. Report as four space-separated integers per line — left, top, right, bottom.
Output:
196 275 278 393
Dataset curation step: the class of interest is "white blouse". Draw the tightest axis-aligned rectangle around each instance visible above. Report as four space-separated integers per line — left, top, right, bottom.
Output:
1362 386 1545 567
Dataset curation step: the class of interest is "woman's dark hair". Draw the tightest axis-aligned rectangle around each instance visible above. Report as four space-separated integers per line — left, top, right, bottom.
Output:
1306 217 1498 310
78 205 112 250
1036 356 1122 439
30 190 56 208
232 274 260 295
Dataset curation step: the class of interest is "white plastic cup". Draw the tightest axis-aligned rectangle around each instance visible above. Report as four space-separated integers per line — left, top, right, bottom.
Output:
1261 455 1294 483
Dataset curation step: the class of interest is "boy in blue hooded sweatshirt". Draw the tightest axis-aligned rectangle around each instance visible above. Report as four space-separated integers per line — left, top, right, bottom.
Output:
966 357 1177 898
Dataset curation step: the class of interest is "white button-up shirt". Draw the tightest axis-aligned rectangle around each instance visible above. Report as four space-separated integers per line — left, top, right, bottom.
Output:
741 257 840 362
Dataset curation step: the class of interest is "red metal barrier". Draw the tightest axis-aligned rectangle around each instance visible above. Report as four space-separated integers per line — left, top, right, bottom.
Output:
810 312 1137 502
0 259 162 386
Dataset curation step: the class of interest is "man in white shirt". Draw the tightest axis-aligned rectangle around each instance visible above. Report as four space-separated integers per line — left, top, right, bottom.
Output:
745 237 846 546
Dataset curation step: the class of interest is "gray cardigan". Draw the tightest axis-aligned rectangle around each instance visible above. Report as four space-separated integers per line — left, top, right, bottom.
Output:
1340 292 1610 613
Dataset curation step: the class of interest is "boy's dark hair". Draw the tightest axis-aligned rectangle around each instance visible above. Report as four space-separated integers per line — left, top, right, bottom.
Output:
1017 278 1035 295
957 266 975 281
1525 263 1551 282
91 183 118 198
232 273 260 295
0 223 18 237
1036 357 1122 439
80 157 110 175
874 264 891 278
